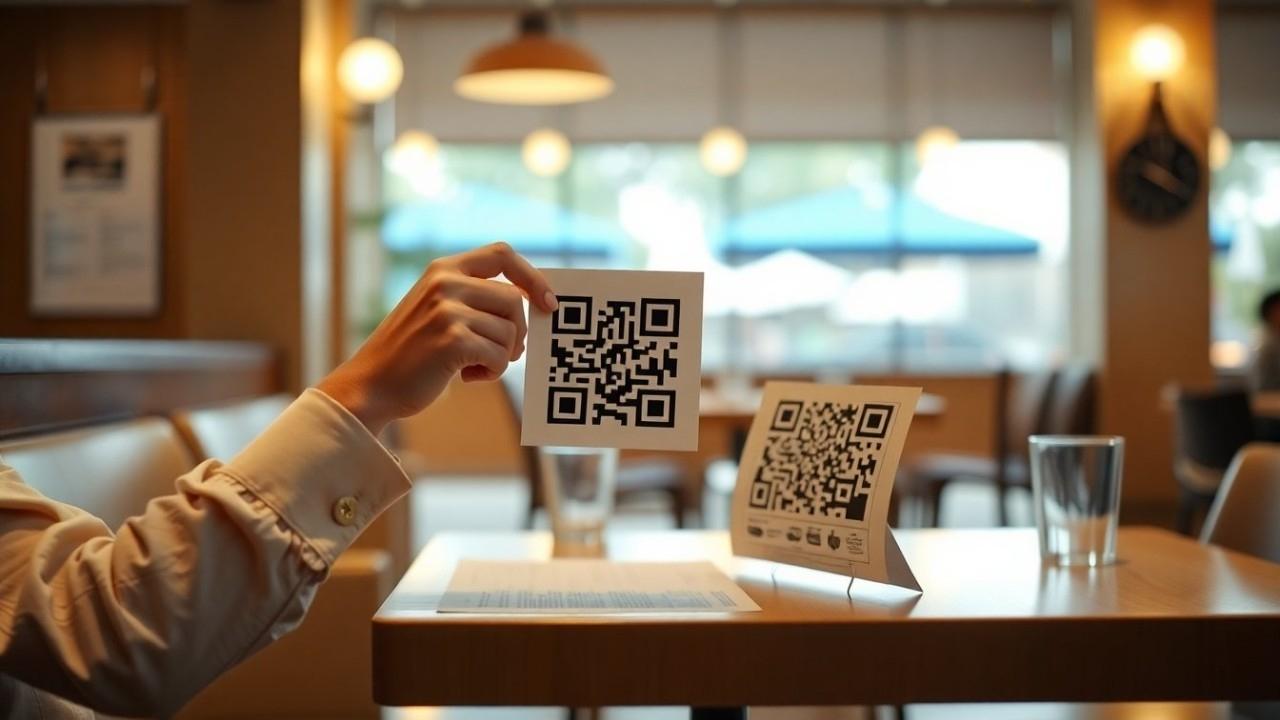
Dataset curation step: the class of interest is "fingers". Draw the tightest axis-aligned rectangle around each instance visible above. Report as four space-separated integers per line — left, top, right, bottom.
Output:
456 327 510 383
444 276 527 359
450 242 558 313
457 303 520 360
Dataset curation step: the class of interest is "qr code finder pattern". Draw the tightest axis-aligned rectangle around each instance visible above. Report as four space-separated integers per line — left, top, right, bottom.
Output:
545 295 680 428
748 401 896 522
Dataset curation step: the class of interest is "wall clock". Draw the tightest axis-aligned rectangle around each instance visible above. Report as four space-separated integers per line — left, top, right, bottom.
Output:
1116 84 1201 224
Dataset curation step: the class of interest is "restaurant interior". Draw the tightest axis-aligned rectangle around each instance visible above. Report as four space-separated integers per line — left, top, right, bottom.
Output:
0 0 1278 719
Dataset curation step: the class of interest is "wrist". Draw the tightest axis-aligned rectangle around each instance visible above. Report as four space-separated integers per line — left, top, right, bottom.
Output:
316 369 391 436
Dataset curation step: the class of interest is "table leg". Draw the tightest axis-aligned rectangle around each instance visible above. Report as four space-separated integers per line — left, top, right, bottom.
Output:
691 708 747 720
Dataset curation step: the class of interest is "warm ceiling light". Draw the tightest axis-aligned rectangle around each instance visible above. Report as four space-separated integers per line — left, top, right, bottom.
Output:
915 125 960 168
1130 24 1185 82
1209 127 1232 171
456 12 613 106
522 128 572 177
338 37 404 104
700 126 748 177
387 130 440 173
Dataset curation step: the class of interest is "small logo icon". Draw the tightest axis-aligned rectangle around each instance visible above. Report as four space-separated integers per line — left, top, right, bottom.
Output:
806 528 822 546
747 525 764 537
827 531 841 550
786 527 802 542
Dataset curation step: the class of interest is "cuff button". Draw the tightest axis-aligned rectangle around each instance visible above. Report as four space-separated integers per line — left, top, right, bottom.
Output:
332 496 359 527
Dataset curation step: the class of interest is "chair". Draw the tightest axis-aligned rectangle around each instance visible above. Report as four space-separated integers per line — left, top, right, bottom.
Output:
1172 387 1256 535
501 369 689 529
170 393 293 461
897 368 1057 527
1200 443 1280 564
1044 365 1097 436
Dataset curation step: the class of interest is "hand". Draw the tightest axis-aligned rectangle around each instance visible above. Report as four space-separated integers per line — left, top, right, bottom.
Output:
317 242 557 434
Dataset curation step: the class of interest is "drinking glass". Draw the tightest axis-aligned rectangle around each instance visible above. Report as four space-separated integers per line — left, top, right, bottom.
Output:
539 446 619 547
1029 435 1125 567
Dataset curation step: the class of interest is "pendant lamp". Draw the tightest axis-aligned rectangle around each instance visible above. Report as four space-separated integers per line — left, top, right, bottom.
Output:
455 12 613 106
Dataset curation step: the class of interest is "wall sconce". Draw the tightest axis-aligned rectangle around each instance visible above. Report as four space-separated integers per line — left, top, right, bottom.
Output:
1115 23 1199 225
338 37 403 105
1129 24 1185 83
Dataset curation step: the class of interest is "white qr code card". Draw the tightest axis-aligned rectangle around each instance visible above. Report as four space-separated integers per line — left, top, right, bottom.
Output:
521 268 703 452
731 382 923 592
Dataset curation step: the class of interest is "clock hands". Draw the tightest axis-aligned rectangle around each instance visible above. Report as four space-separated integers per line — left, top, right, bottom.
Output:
1140 161 1193 201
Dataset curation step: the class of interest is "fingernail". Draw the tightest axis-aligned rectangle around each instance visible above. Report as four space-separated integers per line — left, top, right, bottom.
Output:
543 291 559 311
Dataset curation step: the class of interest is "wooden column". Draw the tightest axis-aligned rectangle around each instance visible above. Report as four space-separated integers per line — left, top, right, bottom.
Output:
1082 0 1216 517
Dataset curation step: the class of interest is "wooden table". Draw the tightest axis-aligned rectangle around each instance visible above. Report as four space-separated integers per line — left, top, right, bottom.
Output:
372 528 1280 714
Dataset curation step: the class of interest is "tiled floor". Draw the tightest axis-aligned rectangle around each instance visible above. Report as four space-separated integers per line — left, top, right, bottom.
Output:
388 474 1233 720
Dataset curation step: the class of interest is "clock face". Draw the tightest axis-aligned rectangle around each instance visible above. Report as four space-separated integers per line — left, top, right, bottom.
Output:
1117 132 1201 224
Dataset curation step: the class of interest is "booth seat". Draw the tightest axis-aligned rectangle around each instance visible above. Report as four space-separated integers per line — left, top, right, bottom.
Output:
0 409 393 719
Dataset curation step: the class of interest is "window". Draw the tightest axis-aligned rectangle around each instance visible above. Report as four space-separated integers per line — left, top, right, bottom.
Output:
377 140 1069 372
1210 140 1280 368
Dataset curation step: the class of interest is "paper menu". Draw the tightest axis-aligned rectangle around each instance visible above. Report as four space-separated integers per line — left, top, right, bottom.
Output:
730 382 923 592
521 268 704 452
438 559 761 614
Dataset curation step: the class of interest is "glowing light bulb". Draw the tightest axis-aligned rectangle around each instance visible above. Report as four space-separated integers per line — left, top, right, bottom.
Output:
915 125 960 168
338 38 404 104
387 130 440 173
1130 24 1185 82
1209 127 1232 171
522 128 571 177
699 126 748 177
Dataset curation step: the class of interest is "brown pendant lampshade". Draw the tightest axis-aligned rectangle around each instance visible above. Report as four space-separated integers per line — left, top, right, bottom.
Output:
454 11 613 106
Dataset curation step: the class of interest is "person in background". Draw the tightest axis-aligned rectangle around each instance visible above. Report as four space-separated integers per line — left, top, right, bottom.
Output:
0 243 557 719
1248 289 1280 392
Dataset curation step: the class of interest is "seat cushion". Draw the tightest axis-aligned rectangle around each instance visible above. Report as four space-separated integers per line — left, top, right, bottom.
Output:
173 394 294 462
0 419 195 529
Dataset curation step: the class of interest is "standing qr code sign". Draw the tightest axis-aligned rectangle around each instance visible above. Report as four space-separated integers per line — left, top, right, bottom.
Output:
731 382 923 592
521 269 703 451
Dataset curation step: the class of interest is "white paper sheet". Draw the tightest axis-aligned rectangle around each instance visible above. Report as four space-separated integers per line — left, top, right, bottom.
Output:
730 382 924 592
521 268 704 452
438 560 761 614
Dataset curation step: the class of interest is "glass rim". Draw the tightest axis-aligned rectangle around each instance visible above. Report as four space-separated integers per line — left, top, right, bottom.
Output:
1029 434 1124 447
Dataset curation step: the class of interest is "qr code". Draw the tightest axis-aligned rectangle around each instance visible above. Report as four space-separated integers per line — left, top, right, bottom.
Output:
544 295 680 428
747 400 896 522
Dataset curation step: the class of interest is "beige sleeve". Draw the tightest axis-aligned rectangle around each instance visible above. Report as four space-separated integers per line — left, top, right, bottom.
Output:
0 389 411 718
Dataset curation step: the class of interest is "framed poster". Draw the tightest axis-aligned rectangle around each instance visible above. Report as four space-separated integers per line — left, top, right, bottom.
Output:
30 114 161 316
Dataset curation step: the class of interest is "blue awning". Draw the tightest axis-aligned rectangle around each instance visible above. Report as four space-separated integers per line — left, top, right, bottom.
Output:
723 186 1040 256
382 183 624 256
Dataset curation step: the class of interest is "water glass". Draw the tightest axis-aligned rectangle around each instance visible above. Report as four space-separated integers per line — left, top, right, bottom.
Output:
1029 435 1125 567
539 446 619 547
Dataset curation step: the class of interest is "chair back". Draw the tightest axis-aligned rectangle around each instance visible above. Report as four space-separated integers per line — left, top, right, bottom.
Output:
499 367 546 515
998 369 1058 464
0 419 195 529
1046 365 1097 435
1174 388 1255 471
172 394 294 461
1201 443 1280 563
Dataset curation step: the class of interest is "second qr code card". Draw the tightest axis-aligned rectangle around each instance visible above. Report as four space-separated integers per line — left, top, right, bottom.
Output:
521 268 704 451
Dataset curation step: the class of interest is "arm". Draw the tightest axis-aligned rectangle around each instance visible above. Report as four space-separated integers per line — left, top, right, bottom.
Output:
0 243 556 717
0 390 406 717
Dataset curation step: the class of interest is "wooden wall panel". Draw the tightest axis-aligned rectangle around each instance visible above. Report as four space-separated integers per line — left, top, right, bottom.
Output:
0 6 188 339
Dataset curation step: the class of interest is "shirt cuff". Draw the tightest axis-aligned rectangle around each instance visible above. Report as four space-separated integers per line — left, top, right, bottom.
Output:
219 388 412 570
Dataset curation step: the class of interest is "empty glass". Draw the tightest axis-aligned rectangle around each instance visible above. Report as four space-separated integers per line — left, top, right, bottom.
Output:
539 446 619 547
1029 435 1125 567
